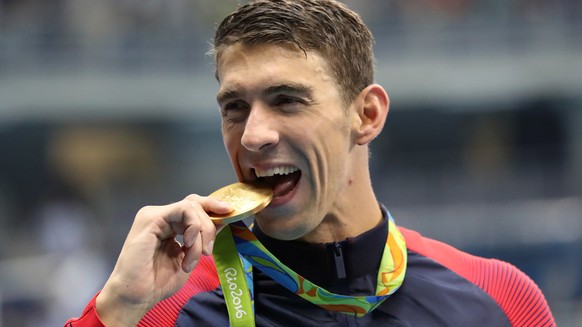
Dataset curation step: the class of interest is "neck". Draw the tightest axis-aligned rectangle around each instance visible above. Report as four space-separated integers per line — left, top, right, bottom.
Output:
301 148 381 243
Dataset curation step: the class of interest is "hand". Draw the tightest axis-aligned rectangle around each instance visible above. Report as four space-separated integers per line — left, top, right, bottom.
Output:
95 194 232 327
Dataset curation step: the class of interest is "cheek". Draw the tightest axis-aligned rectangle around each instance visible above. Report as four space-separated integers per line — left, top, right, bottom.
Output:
223 133 247 181
222 129 242 162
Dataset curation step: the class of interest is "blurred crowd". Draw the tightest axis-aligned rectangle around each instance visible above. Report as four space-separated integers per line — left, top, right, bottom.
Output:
0 0 581 326
1 0 580 70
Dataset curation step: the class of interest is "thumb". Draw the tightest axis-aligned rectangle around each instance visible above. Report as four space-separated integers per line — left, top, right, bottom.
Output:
205 196 234 215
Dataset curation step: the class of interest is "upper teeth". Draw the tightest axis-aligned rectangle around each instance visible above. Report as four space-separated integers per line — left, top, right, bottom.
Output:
256 166 298 178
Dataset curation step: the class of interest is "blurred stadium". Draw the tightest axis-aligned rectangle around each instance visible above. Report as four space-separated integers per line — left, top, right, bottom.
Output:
0 0 580 325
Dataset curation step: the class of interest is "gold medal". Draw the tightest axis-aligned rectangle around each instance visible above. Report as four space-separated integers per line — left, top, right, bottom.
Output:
208 182 273 224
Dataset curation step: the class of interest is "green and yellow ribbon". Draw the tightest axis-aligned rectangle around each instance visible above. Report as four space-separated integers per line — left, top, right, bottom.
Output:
214 213 407 326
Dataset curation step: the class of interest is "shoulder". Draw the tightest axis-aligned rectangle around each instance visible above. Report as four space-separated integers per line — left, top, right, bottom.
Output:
138 255 220 326
399 226 555 327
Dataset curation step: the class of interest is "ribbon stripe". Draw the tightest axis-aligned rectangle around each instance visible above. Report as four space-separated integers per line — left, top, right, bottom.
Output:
213 214 407 326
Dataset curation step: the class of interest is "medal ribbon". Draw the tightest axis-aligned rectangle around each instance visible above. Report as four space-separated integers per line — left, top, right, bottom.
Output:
214 226 255 326
214 213 407 325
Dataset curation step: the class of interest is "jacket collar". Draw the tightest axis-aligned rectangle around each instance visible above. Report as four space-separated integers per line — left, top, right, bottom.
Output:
252 205 389 286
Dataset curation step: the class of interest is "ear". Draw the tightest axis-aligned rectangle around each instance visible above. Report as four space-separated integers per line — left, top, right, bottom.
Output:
353 84 389 145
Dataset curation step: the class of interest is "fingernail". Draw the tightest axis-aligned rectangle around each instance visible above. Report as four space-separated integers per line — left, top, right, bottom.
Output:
206 240 215 254
219 200 231 208
188 259 199 272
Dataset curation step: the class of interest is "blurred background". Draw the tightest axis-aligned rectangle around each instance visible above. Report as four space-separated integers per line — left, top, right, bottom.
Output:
0 0 580 325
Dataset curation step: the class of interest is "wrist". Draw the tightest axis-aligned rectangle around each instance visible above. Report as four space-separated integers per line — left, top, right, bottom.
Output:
95 284 150 327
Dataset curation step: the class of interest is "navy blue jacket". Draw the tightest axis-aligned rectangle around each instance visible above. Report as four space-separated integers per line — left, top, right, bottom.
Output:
67 209 555 326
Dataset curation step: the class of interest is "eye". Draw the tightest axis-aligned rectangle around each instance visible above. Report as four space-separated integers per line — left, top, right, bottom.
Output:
224 100 246 111
220 100 249 122
274 95 304 107
221 100 247 113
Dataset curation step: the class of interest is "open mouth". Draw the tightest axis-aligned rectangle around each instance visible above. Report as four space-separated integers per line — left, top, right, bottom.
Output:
254 166 301 199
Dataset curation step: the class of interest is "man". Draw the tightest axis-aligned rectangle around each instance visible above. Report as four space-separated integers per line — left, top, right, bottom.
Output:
66 0 555 326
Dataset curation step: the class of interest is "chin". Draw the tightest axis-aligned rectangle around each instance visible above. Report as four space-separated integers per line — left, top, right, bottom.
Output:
254 215 309 241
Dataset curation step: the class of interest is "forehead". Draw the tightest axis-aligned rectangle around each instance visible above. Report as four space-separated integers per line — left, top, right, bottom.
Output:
215 43 334 87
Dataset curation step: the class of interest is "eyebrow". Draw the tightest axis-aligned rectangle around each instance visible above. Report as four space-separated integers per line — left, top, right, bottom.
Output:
264 83 314 100
216 89 240 105
216 83 314 105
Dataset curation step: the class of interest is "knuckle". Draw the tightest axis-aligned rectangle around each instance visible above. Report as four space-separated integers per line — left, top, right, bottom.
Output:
204 221 217 234
184 195 206 211
185 194 202 201
136 205 156 221
189 217 202 230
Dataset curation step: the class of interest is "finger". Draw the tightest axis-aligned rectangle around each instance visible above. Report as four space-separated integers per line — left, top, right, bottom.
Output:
182 199 216 256
186 194 233 216
158 195 232 255
183 195 231 253
159 197 207 246
195 197 224 255
134 205 185 241
182 229 203 272
199 212 217 256
180 200 203 249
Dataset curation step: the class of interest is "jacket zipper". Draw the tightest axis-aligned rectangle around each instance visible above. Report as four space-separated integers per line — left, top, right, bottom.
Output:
333 242 347 279
333 242 356 327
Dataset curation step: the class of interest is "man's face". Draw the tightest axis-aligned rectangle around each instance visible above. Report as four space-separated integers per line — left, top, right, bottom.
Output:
216 43 356 241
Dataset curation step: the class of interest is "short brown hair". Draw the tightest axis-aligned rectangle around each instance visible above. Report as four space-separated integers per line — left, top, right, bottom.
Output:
211 0 375 104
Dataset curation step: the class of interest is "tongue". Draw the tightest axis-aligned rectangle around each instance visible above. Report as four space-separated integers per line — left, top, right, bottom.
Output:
263 171 301 198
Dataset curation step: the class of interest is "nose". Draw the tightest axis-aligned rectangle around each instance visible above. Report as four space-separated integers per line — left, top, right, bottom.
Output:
241 105 279 152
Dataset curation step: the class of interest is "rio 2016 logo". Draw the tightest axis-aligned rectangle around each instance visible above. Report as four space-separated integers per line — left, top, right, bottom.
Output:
224 267 248 319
